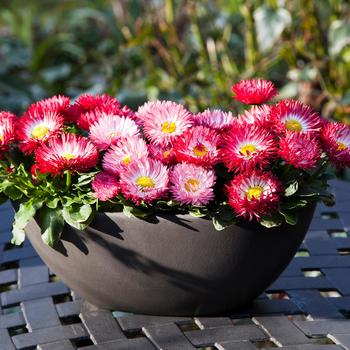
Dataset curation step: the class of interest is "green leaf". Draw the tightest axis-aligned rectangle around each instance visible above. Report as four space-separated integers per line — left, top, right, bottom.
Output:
285 180 299 196
212 205 236 231
279 209 298 225
11 199 43 245
328 20 350 56
39 207 64 247
46 197 60 209
0 179 12 192
189 210 207 218
279 199 308 211
122 205 134 218
11 226 26 246
260 213 283 228
254 5 291 52
63 204 94 230
123 205 150 219
3 186 23 200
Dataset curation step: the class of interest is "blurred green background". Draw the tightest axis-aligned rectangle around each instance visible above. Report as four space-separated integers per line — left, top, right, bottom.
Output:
0 0 349 121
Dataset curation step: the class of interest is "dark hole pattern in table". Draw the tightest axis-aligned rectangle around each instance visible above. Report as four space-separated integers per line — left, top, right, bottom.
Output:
1 180 350 349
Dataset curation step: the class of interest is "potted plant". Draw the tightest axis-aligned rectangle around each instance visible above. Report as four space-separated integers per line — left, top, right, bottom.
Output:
0 79 347 315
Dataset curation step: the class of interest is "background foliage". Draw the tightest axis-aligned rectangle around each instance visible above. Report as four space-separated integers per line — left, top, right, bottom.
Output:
0 0 349 122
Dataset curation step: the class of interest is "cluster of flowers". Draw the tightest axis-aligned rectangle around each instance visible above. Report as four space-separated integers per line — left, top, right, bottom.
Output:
1 79 350 222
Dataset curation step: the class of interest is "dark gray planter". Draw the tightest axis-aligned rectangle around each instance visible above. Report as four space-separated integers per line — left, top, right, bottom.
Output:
25 205 315 316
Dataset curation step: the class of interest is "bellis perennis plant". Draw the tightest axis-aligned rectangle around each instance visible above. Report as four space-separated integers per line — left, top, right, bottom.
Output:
0 80 345 247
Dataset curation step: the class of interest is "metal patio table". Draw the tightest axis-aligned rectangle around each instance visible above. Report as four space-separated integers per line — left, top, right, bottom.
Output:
1 179 350 350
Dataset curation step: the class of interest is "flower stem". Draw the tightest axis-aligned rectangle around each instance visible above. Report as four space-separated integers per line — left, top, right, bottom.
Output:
65 170 72 188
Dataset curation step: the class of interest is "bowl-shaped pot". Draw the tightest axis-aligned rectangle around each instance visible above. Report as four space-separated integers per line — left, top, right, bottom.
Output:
24 205 315 316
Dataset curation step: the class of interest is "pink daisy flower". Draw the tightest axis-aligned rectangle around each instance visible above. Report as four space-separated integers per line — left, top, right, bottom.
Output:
170 163 216 206
92 172 120 201
227 170 282 220
35 133 99 175
0 112 16 152
232 79 277 105
237 105 273 130
137 101 193 146
221 125 277 173
174 126 220 166
119 158 169 204
193 109 234 132
103 136 149 176
279 132 321 170
16 108 64 154
89 114 140 150
320 122 350 167
148 144 177 165
271 100 322 135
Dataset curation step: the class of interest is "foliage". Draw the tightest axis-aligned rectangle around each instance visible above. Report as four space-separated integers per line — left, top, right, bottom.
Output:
0 0 349 118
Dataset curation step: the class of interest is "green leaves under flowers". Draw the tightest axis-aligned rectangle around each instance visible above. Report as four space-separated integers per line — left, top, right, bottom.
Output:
189 207 208 218
285 180 299 197
12 199 43 245
212 204 236 231
260 212 283 228
279 199 308 211
123 205 150 219
297 186 335 206
39 207 64 247
279 209 298 225
63 203 94 230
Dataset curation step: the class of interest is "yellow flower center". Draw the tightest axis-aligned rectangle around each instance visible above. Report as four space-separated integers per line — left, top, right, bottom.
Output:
246 186 263 200
0 134 3 142
184 178 200 192
122 155 132 165
136 176 155 189
240 144 257 157
61 153 76 160
163 150 171 158
31 125 50 140
193 143 208 157
337 141 347 151
285 119 302 132
161 121 176 134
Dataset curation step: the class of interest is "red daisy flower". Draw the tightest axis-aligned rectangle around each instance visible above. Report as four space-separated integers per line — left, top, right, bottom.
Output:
174 126 220 167
279 132 321 170
75 93 121 112
92 172 120 201
270 100 322 135
320 122 350 167
0 111 16 152
227 170 283 220
28 95 71 115
237 105 273 130
220 124 277 173
16 108 64 154
75 94 122 130
35 133 99 175
232 79 277 105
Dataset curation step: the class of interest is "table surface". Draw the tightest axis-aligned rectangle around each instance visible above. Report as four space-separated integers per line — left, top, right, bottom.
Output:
1 180 350 350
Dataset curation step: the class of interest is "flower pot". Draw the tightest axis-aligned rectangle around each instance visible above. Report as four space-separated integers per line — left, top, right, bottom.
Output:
24 204 315 316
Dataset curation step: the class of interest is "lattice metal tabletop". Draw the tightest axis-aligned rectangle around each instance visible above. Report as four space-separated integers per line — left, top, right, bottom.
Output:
1 180 350 349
